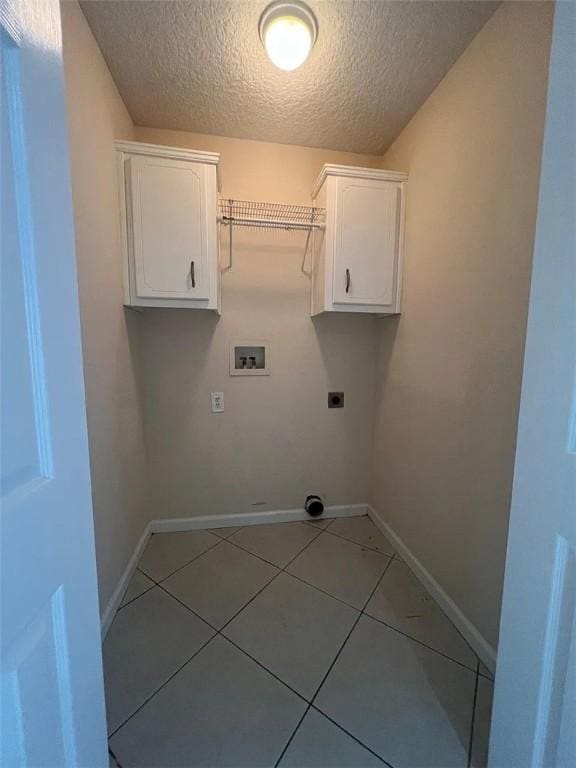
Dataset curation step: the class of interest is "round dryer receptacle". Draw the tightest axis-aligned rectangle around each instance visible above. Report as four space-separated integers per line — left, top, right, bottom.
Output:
328 392 344 408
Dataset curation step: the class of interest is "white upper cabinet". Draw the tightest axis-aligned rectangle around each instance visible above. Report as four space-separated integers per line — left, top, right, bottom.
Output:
311 165 407 315
116 141 220 309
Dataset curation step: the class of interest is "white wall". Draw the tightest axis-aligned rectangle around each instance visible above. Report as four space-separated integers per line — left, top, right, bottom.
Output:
371 1 554 650
134 128 380 519
61 1 149 614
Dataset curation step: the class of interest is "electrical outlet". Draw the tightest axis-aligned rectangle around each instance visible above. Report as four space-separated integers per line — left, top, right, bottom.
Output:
211 392 224 413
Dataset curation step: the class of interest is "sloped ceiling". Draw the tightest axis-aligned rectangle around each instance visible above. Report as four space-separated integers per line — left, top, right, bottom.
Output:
79 0 499 154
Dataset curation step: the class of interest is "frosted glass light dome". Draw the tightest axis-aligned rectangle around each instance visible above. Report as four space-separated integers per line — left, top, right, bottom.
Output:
259 2 318 72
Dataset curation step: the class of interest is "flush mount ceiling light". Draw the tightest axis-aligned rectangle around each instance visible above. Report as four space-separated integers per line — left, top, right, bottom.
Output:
259 1 318 72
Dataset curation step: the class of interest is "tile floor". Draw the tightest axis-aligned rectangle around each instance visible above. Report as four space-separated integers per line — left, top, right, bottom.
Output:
105 516 493 768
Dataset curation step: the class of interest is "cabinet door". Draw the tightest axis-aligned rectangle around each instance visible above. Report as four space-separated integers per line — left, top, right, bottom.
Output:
332 178 400 307
128 155 211 300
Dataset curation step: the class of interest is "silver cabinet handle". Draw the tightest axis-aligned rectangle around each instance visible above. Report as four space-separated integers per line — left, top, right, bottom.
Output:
190 260 196 288
345 268 350 294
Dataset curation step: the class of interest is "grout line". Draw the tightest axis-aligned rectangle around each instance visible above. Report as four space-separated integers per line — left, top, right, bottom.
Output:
477 662 494 681
205 528 239 539
223 522 323 570
107 631 217 739
220 634 309 704
115 539 225 616
361 612 478 674
309 556 394 705
359 547 481 673
322 519 396 557
282 569 366 612
308 705 394 767
115 583 157 613
108 747 124 768
223 540 288 570
273 704 311 768
467 660 481 768
155 582 221 632
154 536 225 583
300 559 396 767
229 522 324 573
378 546 483 667
219 568 283 630
218 525 325 632
320 526 394 560
306 517 336 532
362 553 395 611
309 613 361 696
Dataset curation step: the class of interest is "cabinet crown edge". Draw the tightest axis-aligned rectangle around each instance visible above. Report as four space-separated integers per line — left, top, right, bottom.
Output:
115 140 220 166
311 164 408 200
115 140 221 192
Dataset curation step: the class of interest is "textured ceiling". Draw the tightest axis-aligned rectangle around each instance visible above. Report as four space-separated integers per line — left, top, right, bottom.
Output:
79 0 499 154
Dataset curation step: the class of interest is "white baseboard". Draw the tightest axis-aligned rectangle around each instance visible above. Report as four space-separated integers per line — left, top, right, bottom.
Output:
150 503 369 534
368 505 497 674
100 522 152 638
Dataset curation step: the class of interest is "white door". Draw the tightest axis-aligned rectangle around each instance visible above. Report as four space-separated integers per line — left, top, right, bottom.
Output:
489 3 575 766
128 155 211 301
333 178 399 307
1 0 108 766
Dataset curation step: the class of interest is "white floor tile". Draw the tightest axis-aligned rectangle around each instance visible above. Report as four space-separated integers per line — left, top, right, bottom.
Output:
315 615 475 768
119 569 154 608
365 559 476 668
109 636 306 768
103 587 214 733
287 531 390 608
223 572 358 699
229 522 318 567
138 530 219 581
471 676 494 767
162 540 278 628
328 516 395 555
278 708 383 767
207 526 241 539
304 518 332 529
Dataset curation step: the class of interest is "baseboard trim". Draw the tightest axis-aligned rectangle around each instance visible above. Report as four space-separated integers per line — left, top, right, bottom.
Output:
100 522 152 638
150 503 369 534
368 505 497 673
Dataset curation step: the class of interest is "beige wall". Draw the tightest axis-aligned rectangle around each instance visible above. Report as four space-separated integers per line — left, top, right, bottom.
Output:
61 2 149 614
372 1 553 649
134 128 380 519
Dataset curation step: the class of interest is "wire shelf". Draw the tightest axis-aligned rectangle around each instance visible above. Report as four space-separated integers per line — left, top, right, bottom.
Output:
218 199 325 231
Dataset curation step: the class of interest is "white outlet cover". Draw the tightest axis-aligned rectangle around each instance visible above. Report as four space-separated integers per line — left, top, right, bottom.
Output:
211 392 224 412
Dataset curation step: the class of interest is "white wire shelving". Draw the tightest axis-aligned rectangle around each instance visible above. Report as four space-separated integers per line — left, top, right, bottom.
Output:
217 199 326 274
